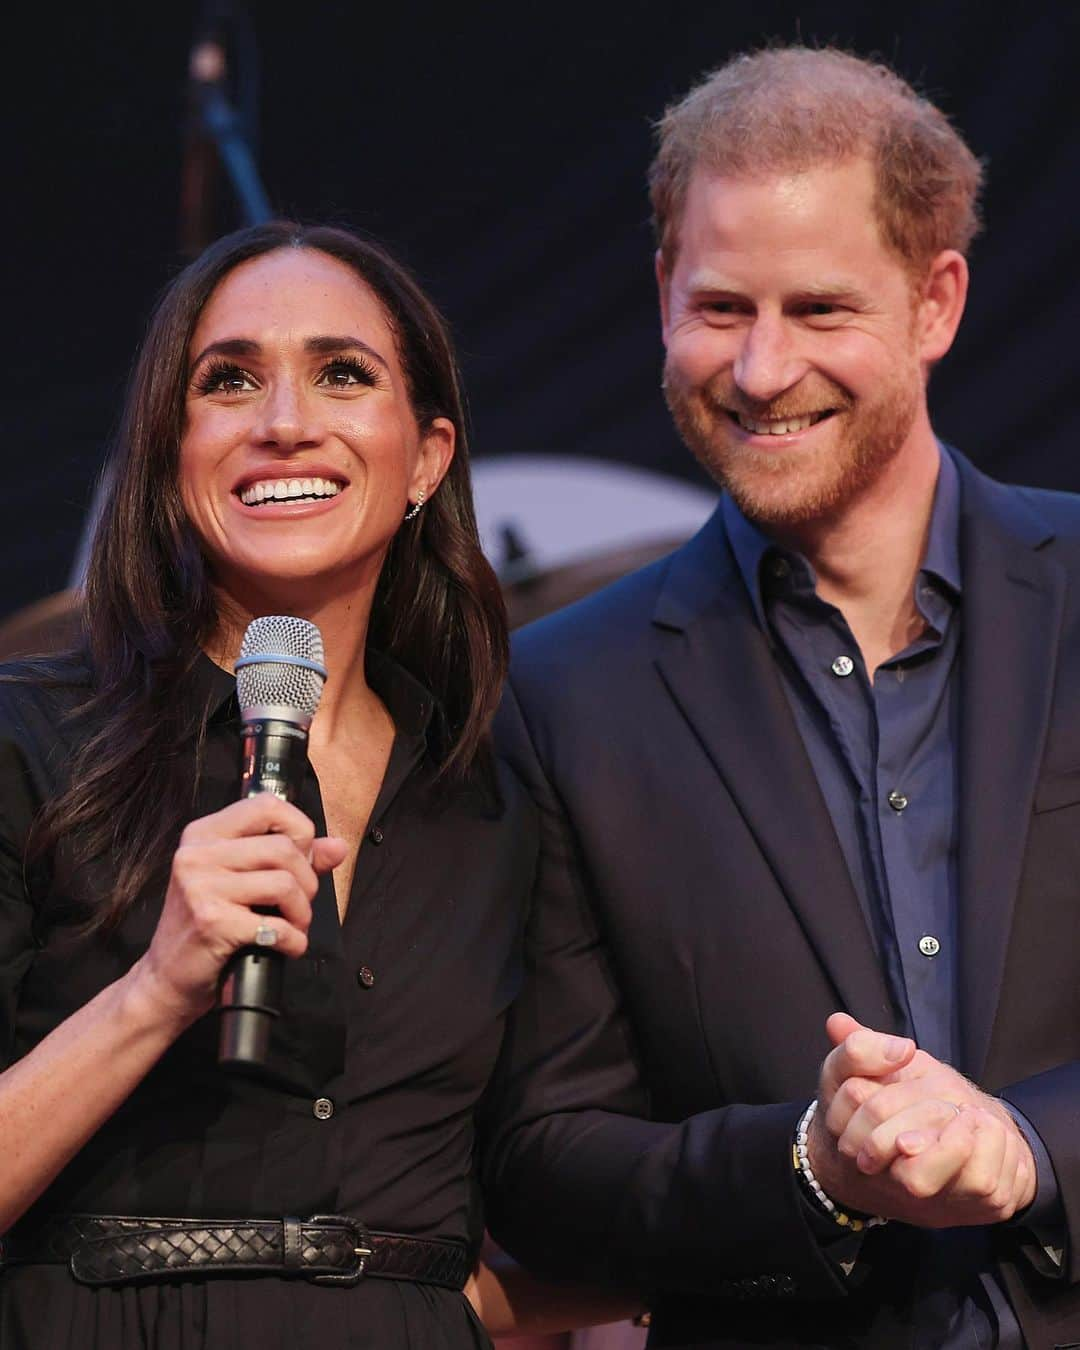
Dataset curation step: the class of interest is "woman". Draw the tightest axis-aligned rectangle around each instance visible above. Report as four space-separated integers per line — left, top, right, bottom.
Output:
0 222 538 1348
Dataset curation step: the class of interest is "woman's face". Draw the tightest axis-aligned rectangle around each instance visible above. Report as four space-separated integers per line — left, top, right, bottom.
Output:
180 247 453 608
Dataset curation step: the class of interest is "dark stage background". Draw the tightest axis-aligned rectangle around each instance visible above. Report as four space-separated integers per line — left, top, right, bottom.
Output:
5 0 1079 620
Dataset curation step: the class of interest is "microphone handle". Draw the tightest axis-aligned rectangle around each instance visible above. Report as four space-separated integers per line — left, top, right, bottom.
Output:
218 716 310 1074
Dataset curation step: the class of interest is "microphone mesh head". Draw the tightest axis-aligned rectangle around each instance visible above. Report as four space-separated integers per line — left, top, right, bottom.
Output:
235 616 326 719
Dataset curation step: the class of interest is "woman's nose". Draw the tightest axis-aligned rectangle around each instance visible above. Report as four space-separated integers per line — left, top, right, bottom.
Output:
251 380 325 450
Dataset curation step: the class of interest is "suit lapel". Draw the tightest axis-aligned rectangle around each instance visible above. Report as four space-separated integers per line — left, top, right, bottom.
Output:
653 511 897 1030
955 461 1064 1077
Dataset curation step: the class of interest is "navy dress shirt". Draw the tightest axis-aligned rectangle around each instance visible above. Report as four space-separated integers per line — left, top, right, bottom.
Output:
724 449 1053 1348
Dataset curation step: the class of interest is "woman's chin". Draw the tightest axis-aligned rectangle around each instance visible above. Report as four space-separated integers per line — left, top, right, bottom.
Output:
212 554 385 611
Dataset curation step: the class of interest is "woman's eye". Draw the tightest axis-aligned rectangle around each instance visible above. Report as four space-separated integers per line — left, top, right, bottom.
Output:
317 357 379 389
193 362 257 395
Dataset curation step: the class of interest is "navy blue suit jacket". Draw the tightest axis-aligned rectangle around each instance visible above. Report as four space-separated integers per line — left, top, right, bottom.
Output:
486 455 1080 1349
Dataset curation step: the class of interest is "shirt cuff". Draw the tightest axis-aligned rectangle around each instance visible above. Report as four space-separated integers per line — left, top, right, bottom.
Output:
1000 1100 1065 1273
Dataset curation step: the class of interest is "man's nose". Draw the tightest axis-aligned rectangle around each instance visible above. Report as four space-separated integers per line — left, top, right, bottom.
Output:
732 316 808 405
252 380 325 450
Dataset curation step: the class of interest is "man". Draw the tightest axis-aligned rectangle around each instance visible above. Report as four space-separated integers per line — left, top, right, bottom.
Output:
486 47 1080 1349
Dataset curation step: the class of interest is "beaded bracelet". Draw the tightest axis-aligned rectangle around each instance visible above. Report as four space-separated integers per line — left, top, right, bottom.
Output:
793 1099 888 1233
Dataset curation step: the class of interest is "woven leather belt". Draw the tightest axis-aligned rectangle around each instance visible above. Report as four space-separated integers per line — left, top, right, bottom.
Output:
0 1214 471 1290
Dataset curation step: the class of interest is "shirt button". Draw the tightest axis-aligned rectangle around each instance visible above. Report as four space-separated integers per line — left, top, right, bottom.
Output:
312 1097 335 1120
887 790 909 812
769 556 790 579
368 826 384 845
357 966 376 989
918 935 941 958
831 655 855 678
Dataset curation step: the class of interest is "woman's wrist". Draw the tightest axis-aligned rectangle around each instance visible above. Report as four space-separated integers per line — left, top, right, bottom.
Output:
121 955 208 1041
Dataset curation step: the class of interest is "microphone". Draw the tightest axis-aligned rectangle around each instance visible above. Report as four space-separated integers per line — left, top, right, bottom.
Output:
217 615 327 1073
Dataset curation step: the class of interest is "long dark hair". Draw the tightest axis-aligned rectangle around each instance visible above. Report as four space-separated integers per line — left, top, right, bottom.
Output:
35 222 507 929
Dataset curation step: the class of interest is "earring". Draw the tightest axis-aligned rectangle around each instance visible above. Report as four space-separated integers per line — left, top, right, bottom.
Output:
403 489 426 522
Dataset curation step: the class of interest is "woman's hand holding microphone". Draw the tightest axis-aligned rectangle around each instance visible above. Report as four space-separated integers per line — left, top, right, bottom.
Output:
132 795 347 1029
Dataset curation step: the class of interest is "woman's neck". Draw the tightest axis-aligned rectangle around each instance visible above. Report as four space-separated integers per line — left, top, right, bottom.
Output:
206 569 384 737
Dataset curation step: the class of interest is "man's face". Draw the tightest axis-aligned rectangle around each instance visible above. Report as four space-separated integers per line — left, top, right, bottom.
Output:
659 158 933 528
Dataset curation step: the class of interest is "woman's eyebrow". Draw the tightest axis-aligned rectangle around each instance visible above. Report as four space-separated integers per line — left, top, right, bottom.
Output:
189 337 260 367
189 335 391 370
304 335 389 369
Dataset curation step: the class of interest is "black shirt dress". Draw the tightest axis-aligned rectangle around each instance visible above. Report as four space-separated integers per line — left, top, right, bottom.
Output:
0 653 537 1349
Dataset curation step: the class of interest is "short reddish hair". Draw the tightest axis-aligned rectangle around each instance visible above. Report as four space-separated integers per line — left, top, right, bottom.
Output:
649 46 984 277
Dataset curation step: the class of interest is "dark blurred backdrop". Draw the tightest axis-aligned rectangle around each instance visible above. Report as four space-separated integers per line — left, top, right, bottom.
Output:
5 0 1078 620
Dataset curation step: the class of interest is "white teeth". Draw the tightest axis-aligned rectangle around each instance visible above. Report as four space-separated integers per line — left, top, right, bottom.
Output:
737 413 821 435
238 477 344 506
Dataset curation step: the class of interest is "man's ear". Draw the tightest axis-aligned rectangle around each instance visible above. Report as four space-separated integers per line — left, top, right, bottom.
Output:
656 249 672 347
916 249 968 365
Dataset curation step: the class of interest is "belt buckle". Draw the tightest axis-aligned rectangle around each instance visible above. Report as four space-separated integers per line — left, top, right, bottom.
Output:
307 1214 373 1287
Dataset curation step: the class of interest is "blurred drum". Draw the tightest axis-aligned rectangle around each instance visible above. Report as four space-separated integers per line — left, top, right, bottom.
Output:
471 455 717 629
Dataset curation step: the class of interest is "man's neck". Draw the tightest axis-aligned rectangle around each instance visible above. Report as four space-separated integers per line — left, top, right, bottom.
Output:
770 433 942 680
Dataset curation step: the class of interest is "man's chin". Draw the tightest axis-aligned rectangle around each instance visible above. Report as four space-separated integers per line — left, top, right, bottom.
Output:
692 440 849 527
723 474 843 528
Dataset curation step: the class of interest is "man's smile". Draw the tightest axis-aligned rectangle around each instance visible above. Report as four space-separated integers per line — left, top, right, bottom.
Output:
725 409 838 436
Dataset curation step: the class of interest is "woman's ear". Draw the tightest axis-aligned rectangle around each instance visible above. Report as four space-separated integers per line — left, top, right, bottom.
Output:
409 417 456 506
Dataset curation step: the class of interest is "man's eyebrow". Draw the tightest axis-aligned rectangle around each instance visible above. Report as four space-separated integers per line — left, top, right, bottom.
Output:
683 274 869 304
684 271 744 294
189 335 390 369
788 283 869 303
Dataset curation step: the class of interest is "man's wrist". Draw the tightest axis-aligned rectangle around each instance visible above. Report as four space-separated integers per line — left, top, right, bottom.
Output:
793 1100 888 1234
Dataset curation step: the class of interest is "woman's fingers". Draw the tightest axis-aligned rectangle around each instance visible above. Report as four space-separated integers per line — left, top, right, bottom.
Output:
141 798 341 1019
206 867 315 929
229 908 309 960
312 835 349 872
176 833 320 893
180 794 317 851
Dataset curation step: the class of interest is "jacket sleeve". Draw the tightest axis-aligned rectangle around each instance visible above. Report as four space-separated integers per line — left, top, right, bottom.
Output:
1001 1063 1080 1283
481 679 849 1301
